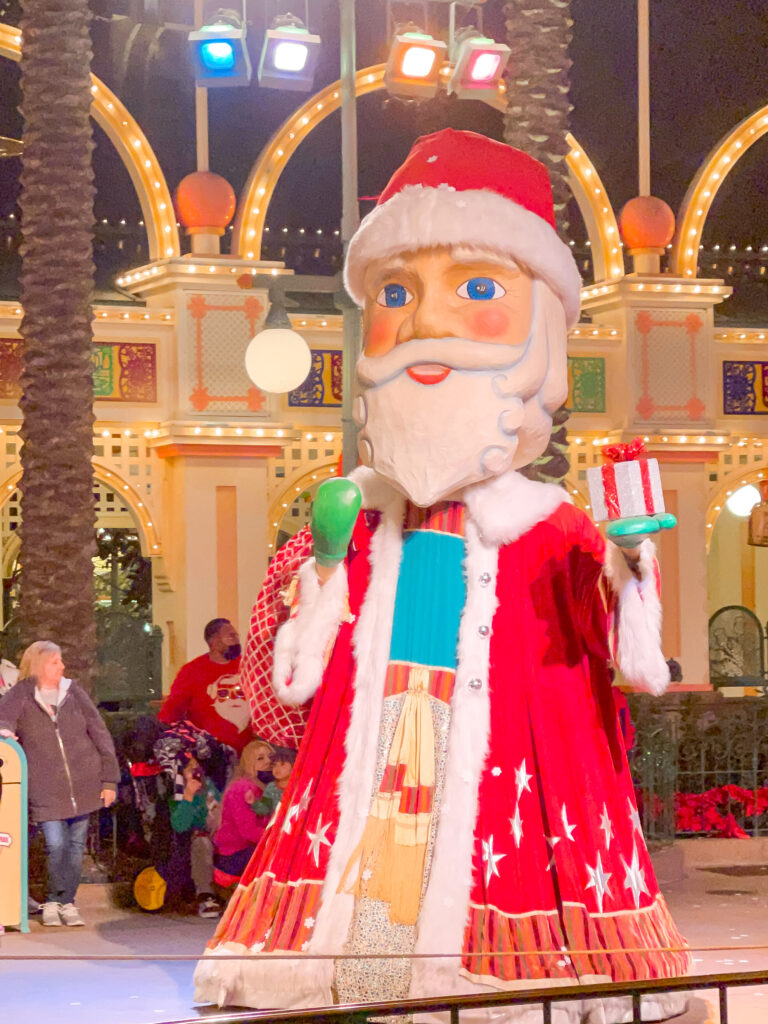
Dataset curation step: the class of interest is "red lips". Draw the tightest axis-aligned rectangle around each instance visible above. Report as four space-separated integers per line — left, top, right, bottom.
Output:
406 363 451 385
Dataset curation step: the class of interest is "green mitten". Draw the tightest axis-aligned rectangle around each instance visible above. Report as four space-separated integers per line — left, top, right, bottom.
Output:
606 512 677 548
311 478 363 567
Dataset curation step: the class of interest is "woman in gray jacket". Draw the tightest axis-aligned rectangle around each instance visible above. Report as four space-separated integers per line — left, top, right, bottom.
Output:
0 640 120 926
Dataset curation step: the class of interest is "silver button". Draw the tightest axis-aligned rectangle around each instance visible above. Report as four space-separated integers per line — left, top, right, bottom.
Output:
479 572 491 586
478 625 490 637
468 678 483 691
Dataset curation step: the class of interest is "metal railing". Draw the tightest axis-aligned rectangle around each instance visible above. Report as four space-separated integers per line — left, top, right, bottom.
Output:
156 968 768 1024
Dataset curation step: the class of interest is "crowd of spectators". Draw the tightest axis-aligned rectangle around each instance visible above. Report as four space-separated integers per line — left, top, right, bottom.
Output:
0 617 296 926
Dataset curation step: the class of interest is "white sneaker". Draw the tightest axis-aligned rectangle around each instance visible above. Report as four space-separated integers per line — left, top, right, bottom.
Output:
41 902 63 926
60 902 85 927
197 894 221 919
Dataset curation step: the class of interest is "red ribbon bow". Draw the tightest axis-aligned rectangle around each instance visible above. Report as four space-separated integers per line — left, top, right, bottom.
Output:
602 438 647 463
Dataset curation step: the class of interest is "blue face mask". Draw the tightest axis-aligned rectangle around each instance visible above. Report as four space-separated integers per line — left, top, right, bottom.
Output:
224 643 241 661
257 769 274 785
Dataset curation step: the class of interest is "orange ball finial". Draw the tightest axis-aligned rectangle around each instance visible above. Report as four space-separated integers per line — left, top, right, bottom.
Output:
619 196 675 250
175 171 236 236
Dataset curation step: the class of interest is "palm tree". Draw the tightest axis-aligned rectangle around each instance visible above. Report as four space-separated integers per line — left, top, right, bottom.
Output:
17 0 96 685
503 0 574 232
504 0 574 486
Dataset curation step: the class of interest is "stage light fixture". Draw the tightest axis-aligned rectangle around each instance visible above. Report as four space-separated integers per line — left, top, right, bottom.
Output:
384 29 447 100
258 20 322 92
188 10 252 88
447 33 510 101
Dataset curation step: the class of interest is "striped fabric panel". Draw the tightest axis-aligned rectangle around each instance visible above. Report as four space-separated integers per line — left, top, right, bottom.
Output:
209 874 323 953
404 500 466 537
398 784 434 815
384 662 456 703
461 896 691 984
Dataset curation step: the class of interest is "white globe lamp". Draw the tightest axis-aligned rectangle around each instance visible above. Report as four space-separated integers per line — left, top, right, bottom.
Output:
726 484 761 518
244 298 312 394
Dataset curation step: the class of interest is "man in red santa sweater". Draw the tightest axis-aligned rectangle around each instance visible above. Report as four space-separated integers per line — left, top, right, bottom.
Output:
195 130 690 1023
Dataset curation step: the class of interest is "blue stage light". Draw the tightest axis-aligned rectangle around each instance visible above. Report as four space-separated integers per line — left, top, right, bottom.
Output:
199 40 236 72
188 12 252 88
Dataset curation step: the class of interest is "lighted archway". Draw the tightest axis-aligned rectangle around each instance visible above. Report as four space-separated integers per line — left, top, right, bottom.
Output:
0 462 162 557
233 65 621 287
705 465 768 552
268 461 338 552
565 133 624 284
0 22 180 261
670 105 768 279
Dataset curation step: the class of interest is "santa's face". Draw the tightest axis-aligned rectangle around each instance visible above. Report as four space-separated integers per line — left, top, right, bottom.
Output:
355 246 567 506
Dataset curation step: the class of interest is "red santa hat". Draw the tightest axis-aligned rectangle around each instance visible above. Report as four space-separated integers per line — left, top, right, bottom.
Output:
344 128 582 326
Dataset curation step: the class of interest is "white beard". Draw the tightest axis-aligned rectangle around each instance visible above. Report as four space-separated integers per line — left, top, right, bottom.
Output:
357 363 524 507
355 281 568 507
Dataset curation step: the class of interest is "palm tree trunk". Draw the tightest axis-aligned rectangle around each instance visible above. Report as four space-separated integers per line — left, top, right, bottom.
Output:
504 0 574 487
503 0 574 233
17 0 96 686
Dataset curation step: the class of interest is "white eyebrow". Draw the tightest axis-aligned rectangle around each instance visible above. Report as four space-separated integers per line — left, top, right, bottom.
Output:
450 246 522 272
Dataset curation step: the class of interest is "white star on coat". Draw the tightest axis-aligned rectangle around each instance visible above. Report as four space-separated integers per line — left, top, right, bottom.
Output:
281 779 314 834
304 915 316 929
482 835 506 887
298 780 313 812
306 816 332 867
561 804 577 842
585 852 613 913
281 802 300 834
509 804 524 848
545 835 561 872
515 759 533 800
628 798 643 835
622 844 651 909
599 804 614 851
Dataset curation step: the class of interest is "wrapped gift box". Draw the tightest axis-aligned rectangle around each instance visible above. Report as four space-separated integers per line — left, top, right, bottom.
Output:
587 456 665 522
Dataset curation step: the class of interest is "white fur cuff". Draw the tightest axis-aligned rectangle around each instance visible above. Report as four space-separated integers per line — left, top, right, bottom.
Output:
272 559 349 706
604 539 671 696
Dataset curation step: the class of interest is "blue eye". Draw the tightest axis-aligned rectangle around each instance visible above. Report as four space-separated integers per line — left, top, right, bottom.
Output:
376 283 413 308
457 277 506 301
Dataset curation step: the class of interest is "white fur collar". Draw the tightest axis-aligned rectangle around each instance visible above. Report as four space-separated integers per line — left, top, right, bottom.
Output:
348 465 568 547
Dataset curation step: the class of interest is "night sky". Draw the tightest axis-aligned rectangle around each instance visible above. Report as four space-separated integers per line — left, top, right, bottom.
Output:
1 0 768 245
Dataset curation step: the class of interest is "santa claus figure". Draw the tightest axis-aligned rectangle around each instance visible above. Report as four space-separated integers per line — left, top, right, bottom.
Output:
194 129 690 1023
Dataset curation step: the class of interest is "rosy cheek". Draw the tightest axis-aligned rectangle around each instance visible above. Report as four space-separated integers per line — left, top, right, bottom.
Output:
364 312 398 356
468 306 511 341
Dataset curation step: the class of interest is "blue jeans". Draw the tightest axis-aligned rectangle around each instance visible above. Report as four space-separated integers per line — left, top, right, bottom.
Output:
40 815 90 905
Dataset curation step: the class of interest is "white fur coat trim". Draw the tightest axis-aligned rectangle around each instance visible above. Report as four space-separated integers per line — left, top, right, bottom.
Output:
351 465 570 549
272 558 349 706
604 539 671 696
194 943 334 1010
307 485 407 957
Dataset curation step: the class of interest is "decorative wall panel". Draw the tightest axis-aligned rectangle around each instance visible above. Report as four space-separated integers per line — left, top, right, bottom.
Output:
289 349 342 407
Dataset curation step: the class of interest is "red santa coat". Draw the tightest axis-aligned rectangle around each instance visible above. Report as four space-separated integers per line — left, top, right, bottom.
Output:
195 468 689 1018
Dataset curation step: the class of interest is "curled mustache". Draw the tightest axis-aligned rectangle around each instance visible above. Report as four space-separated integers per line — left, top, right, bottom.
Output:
356 336 531 389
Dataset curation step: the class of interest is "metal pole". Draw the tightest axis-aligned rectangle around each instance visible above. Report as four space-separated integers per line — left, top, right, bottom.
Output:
339 0 361 477
194 0 210 172
638 0 650 195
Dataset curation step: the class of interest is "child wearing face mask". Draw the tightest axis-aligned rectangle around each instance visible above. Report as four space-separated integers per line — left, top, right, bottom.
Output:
251 747 297 817
212 740 274 878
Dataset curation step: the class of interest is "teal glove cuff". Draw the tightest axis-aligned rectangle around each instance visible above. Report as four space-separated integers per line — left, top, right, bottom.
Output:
606 512 677 548
311 478 362 567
